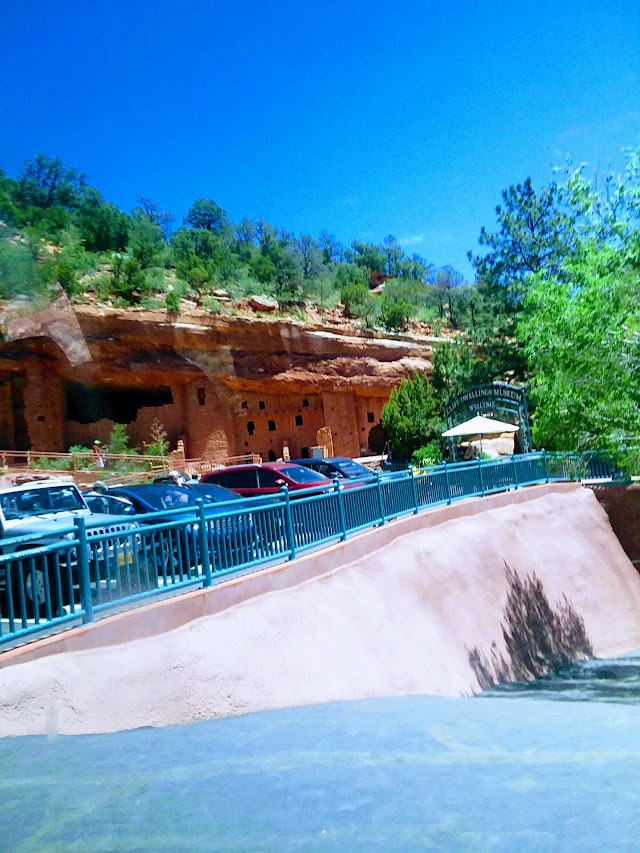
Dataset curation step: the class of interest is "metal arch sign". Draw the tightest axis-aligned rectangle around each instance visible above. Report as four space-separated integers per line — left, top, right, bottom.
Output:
444 383 532 453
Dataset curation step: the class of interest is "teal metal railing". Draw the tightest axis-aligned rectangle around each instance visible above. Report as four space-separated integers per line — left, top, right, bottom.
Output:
0 450 626 648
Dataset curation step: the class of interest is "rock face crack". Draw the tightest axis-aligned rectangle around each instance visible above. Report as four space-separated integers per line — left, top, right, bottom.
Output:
468 562 594 688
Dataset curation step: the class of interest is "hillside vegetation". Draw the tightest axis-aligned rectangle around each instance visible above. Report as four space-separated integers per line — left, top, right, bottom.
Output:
0 150 638 467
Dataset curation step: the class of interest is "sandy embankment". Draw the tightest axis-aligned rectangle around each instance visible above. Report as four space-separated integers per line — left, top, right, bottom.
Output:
1 486 639 737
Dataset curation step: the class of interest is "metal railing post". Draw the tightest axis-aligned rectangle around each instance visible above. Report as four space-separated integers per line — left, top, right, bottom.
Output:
443 461 452 505
376 470 386 525
477 457 485 497
282 486 296 560
511 454 519 489
197 499 212 587
74 516 93 625
542 448 550 483
334 477 347 541
410 466 419 514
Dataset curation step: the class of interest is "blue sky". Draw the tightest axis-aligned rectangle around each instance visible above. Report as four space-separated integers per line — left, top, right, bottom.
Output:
1 1 639 279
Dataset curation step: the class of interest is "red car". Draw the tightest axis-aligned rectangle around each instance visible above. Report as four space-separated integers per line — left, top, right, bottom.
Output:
201 462 334 497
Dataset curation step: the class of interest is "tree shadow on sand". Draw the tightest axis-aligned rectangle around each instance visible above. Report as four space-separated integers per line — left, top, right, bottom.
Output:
468 563 593 689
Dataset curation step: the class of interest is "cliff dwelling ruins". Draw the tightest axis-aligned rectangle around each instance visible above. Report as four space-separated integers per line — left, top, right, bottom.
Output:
0 297 436 462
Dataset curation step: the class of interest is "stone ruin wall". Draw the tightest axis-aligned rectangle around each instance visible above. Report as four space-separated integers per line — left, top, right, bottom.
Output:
0 301 435 463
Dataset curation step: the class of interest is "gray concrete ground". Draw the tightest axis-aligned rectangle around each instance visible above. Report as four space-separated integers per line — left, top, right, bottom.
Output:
2 657 640 851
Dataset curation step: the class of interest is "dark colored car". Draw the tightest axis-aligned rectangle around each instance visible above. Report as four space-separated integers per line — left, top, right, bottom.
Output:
106 484 254 574
200 462 333 498
290 457 376 483
84 492 136 516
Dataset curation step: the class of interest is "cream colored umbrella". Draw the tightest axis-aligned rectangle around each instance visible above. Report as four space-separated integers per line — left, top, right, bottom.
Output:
442 415 519 437
443 414 519 457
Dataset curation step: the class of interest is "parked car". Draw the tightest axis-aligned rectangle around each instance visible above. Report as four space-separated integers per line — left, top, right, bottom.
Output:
200 462 334 497
290 456 376 483
84 492 136 516
106 484 255 573
0 478 137 618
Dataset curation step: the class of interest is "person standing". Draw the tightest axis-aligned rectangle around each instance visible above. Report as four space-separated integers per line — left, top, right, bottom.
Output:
92 440 105 469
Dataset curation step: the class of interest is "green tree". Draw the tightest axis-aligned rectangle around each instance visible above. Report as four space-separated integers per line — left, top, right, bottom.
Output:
381 373 444 460
319 230 342 265
470 178 575 302
108 423 132 454
16 153 87 211
136 195 173 239
184 198 230 234
77 189 129 252
344 240 386 274
296 234 321 279
128 210 166 268
145 418 169 457
380 296 412 331
382 235 402 277
335 263 375 321
518 241 640 461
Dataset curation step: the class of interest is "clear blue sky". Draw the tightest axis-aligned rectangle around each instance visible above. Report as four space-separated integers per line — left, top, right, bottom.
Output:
1 1 639 279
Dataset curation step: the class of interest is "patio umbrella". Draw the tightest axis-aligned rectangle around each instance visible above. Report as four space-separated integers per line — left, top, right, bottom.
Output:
442 414 519 457
442 415 519 437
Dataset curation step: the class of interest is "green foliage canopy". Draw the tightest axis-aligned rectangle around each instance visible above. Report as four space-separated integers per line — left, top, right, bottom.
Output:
381 373 444 460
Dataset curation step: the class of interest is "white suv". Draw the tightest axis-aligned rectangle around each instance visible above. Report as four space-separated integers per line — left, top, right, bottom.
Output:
0 477 137 619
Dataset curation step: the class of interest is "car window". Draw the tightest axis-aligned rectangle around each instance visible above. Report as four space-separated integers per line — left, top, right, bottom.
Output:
282 465 329 484
257 469 283 487
336 460 371 477
189 484 243 502
206 471 228 487
226 469 258 488
85 495 108 514
313 462 335 478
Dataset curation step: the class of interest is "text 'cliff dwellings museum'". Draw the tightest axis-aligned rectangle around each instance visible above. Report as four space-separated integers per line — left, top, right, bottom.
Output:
0 297 435 461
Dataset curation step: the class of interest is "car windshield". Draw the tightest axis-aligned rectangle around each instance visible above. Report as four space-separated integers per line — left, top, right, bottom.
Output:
188 484 243 502
0 485 86 520
283 465 330 484
335 459 372 477
125 486 200 511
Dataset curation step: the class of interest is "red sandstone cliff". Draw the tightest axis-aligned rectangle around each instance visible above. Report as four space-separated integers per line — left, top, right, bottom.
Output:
0 296 440 460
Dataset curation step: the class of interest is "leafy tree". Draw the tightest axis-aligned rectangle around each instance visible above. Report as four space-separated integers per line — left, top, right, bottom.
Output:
184 198 229 234
136 195 173 239
431 340 494 403
108 423 131 454
381 372 444 460
382 235 402 277
233 218 257 262
145 418 169 456
249 228 303 302
380 296 412 331
336 263 372 319
470 177 576 302
411 441 443 467
128 210 166 268
111 254 149 303
77 189 129 252
16 154 87 210
296 234 321 279
52 258 79 296
0 170 20 225
186 264 212 302
382 276 427 309
518 240 640 461
344 240 386 274
319 230 342 265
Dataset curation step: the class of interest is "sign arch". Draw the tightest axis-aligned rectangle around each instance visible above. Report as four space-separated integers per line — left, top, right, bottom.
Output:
443 383 532 458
